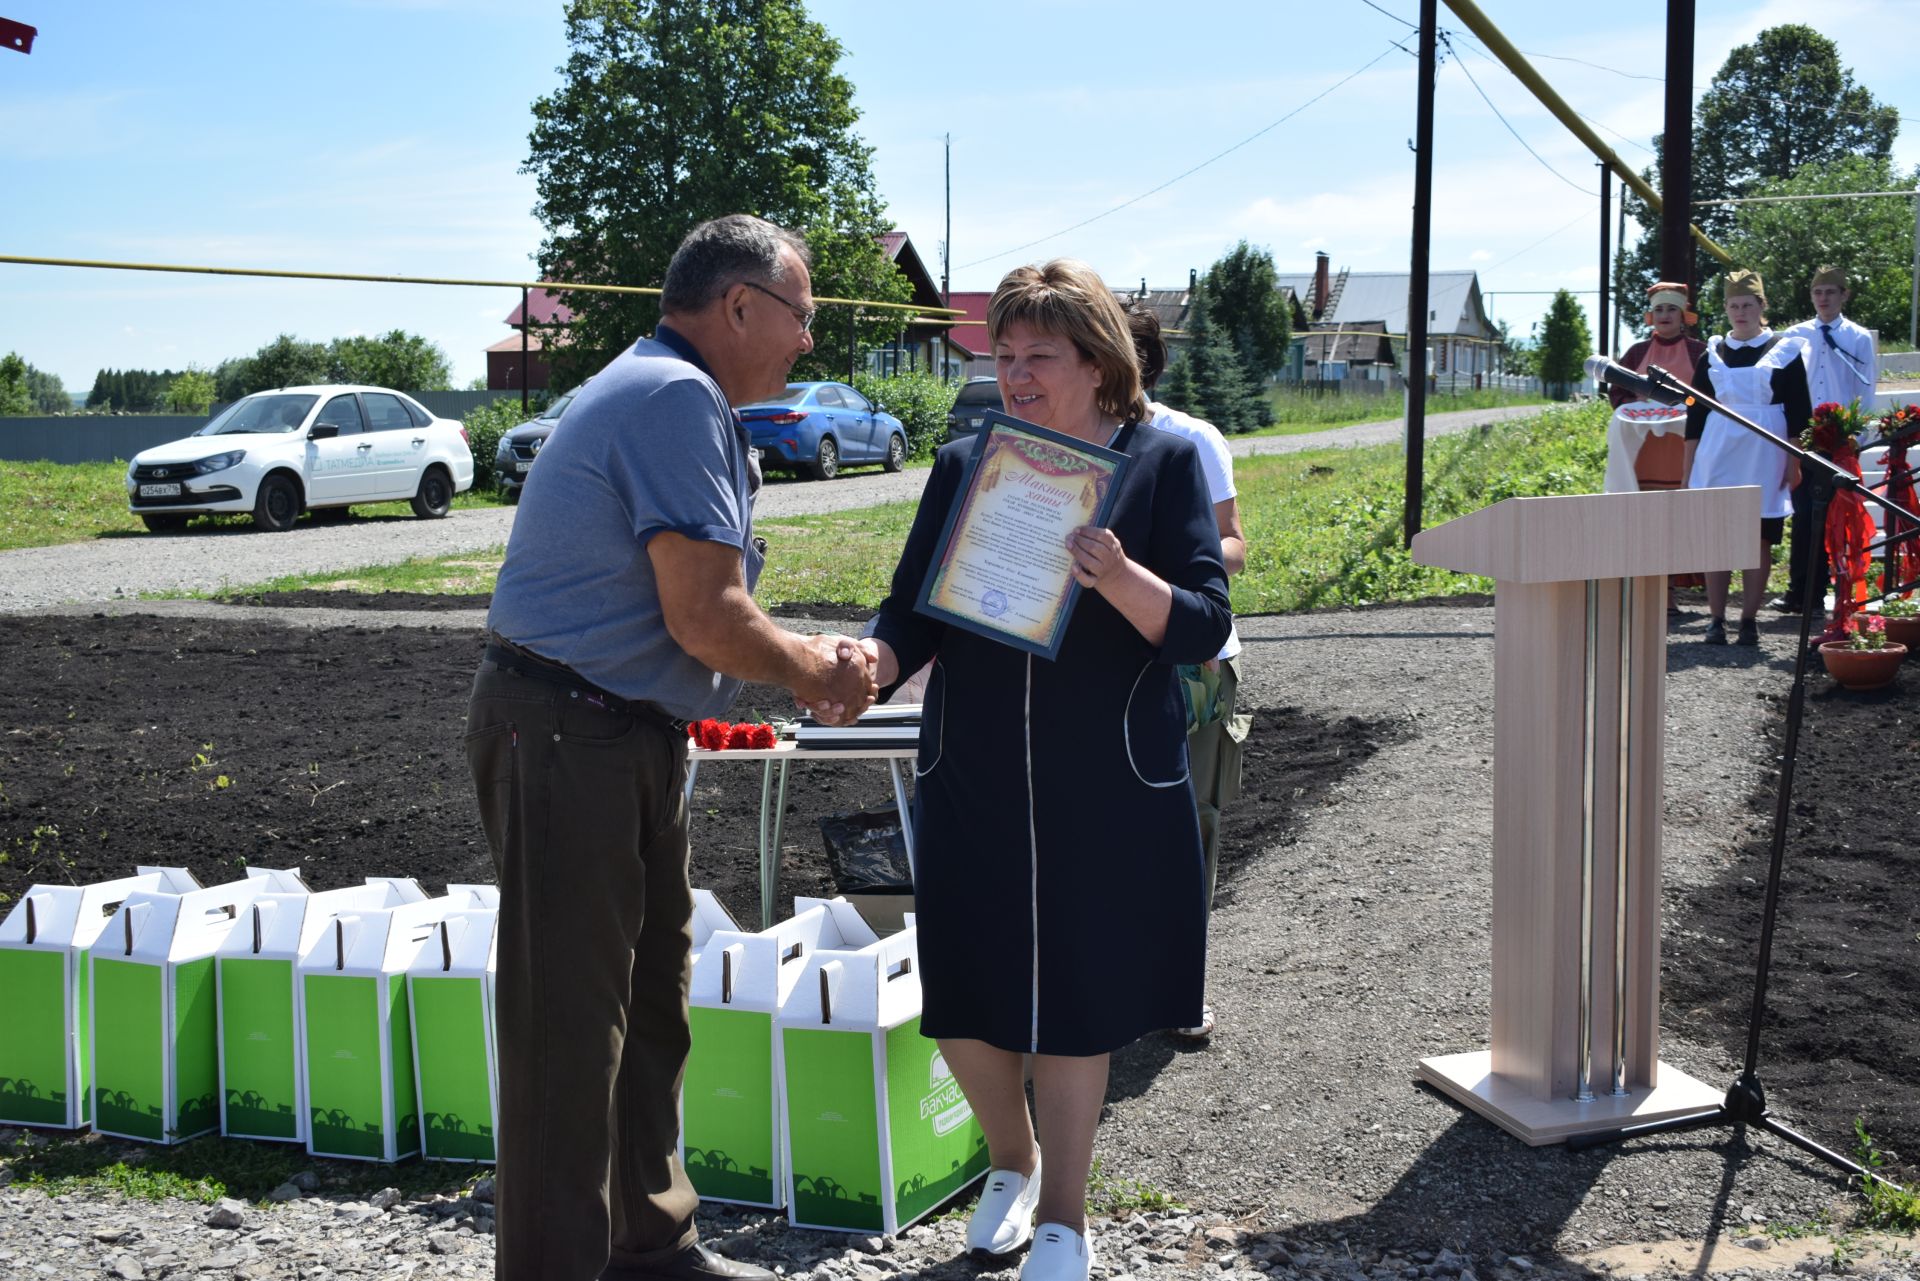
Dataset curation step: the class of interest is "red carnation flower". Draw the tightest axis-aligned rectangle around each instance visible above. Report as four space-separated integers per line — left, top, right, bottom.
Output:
748 723 778 749
725 723 757 750
697 720 729 752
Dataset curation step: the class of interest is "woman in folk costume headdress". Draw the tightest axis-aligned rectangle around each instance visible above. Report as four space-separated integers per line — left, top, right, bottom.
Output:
1682 269 1813 646
1604 282 1709 614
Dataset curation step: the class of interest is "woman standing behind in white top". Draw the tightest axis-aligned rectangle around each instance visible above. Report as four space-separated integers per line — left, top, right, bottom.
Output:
1126 303 1248 1044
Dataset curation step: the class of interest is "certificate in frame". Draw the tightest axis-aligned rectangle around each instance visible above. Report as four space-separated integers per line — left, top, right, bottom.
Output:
913 410 1130 659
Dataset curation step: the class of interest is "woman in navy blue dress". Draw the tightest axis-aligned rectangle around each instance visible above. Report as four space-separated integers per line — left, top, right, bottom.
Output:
864 260 1230 1281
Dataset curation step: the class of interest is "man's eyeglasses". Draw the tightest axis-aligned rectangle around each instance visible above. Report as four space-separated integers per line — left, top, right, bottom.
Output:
742 280 816 332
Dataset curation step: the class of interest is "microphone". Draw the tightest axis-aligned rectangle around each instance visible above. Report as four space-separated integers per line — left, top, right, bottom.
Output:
1583 355 1690 406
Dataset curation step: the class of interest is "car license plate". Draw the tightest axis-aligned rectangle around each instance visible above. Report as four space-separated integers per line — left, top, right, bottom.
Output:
139 483 182 498
512 462 529 474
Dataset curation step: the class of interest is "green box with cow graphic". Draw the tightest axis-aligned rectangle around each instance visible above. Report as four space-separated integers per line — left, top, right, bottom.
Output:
215 877 430 1143
0 867 199 1131
90 870 308 1143
776 924 988 1235
681 894 870 1209
297 889 490 1163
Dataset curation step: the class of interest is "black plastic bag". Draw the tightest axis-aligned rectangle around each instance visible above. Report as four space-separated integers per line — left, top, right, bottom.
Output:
818 800 914 893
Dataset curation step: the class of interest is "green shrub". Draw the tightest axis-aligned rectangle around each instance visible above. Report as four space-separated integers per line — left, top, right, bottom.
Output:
462 397 545 491
851 371 958 460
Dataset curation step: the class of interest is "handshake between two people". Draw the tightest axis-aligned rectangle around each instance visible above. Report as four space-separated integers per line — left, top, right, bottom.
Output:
792 634 902 727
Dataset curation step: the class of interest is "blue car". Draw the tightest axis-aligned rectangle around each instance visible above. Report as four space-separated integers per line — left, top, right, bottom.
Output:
738 381 907 480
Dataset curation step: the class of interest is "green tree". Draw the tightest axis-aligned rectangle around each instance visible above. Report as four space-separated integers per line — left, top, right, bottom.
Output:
1536 290 1592 399
1201 241 1292 381
23 364 66 413
1163 289 1268 432
327 330 453 390
522 0 909 387
243 335 330 394
0 353 33 416
1617 25 1898 322
163 367 218 415
1719 155 1919 338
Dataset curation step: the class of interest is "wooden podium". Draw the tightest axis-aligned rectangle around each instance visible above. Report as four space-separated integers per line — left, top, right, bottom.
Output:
1409 486 1759 1144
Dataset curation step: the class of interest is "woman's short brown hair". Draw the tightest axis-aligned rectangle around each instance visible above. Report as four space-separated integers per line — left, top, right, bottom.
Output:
987 260 1148 423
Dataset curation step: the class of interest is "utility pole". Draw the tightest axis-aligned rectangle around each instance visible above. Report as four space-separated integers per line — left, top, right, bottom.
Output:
1661 0 1696 306
1404 0 1438 549
943 133 951 307
1616 179 1628 354
1599 162 1612 363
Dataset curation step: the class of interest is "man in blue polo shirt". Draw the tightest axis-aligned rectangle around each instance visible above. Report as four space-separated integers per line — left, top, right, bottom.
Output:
467 214 877 1281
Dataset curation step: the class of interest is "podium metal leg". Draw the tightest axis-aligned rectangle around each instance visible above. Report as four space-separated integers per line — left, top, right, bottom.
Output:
1576 579 1599 1102
1611 577 1632 1096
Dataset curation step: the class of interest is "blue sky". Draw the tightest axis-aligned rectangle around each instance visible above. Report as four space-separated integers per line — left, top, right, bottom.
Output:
3 0 1916 394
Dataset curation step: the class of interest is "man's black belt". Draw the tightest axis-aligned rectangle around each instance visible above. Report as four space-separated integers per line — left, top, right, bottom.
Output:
484 636 692 735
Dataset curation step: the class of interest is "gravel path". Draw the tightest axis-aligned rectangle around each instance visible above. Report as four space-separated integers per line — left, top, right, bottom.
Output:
1 600 1906 1281
0 404 1544 611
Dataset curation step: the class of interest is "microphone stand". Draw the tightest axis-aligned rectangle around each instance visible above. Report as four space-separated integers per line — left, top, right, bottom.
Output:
1568 362 1915 1196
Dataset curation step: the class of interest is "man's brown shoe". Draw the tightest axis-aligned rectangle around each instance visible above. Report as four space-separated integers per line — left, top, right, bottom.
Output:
601 1243 777 1281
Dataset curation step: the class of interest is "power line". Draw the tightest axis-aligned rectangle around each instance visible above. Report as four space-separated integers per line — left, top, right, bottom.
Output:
1441 32 1597 196
1356 0 1417 30
1450 34 1657 159
1483 209 1591 274
1516 44 1901 127
956 42 1401 270
1694 188 1919 206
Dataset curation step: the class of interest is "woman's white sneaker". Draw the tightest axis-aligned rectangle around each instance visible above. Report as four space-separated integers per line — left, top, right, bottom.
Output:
965 1155 1043 1255
1020 1223 1094 1281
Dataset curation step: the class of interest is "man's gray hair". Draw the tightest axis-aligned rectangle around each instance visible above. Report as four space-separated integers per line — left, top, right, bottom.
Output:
661 215 811 314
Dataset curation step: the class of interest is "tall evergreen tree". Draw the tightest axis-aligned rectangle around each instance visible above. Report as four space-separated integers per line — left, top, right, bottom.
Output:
1174 289 1267 433
1536 290 1593 400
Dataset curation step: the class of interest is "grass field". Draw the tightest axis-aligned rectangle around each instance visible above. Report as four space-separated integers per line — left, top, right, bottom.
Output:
180 401 1617 614
0 459 505 552
1251 386 1550 438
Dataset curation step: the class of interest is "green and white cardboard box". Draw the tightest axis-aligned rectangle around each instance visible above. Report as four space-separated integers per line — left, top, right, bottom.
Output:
296 886 490 1163
89 868 308 1144
214 876 429 1144
403 901 500 1163
683 887 852 1208
776 920 988 1235
0 866 199 1130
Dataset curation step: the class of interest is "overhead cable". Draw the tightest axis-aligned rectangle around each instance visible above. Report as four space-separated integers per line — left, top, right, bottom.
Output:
955 42 1401 270
1441 32 1597 196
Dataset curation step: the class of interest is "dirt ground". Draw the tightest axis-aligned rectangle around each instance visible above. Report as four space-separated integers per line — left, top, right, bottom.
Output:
0 603 1911 1190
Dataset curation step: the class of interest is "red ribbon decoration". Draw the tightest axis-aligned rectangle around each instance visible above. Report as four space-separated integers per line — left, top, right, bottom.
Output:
1881 438 1918 598
1824 442 1878 629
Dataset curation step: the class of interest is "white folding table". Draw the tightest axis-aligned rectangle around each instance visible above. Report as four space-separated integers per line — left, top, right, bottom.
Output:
684 742 917 928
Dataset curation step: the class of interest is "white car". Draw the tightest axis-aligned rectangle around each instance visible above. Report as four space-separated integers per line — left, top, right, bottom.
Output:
127 385 475 532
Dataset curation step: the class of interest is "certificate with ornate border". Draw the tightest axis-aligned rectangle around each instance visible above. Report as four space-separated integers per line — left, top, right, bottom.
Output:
914 410 1130 659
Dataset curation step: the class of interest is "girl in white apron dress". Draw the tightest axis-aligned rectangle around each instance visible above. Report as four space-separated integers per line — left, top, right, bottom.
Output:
1684 270 1810 644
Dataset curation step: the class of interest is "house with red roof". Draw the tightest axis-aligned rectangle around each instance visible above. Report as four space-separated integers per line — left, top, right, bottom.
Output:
487 231 975 391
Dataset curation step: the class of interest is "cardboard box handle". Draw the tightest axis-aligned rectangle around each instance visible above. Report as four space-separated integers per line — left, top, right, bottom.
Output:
720 949 733 1004
121 901 154 956
23 894 37 944
818 960 844 1025
251 904 263 954
781 941 804 965
885 956 913 982
440 921 454 972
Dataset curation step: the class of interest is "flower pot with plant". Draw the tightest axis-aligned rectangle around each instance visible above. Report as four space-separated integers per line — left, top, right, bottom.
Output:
1819 613 1907 690
1879 595 1920 652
